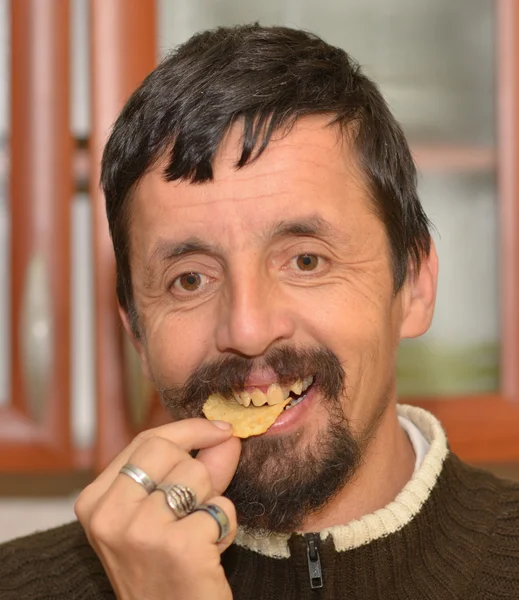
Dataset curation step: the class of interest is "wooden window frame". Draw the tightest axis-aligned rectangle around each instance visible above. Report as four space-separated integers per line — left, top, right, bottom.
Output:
0 0 73 472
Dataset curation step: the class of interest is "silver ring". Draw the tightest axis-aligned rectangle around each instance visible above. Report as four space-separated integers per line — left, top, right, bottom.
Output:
155 484 197 519
193 503 230 543
119 464 156 494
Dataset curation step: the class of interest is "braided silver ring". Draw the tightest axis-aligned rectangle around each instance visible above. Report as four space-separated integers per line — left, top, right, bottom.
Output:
119 464 157 494
155 483 197 519
193 503 230 543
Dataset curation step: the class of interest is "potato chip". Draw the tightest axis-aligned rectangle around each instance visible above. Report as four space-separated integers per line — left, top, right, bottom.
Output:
202 393 291 438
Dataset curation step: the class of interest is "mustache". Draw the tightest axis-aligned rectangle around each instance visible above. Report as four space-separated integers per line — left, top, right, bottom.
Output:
161 345 345 418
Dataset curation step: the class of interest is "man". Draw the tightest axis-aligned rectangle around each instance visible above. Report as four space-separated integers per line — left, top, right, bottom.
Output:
1 24 519 599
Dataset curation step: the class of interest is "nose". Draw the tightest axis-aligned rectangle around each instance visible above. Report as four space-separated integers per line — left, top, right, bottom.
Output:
215 271 296 357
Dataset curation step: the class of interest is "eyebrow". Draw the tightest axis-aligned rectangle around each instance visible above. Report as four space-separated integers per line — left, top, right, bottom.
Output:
144 237 221 287
269 215 338 240
157 237 217 260
149 216 335 262
151 237 218 262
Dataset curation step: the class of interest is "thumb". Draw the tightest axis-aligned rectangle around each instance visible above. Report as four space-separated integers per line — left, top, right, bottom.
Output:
196 435 241 495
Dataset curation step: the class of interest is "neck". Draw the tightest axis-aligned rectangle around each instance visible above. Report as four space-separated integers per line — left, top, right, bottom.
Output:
299 402 415 532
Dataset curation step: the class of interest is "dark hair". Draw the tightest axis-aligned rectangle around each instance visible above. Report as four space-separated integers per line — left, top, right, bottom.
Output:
101 24 431 321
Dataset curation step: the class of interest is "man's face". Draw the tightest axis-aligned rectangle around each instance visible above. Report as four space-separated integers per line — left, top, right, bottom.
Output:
127 116 410 531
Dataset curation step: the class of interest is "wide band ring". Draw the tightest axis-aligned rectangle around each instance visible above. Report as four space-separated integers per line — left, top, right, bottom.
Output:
155 483 197 519
193 503 230 543
119 463 157 494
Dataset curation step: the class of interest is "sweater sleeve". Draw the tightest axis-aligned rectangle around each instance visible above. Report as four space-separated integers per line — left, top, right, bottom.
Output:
0 521 115 599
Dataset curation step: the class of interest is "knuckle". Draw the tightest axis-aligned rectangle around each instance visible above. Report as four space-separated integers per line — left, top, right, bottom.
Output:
124 522 155 554
88 510 114 546
134 428 156 444
164 532 193 558
74 482 102 523
188 458 210 484
214 497 237 534
217 497 237 521
134 434 179 457
73 490 89 520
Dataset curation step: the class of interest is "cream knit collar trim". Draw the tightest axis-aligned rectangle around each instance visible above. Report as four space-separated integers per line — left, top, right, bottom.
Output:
233 404 448 559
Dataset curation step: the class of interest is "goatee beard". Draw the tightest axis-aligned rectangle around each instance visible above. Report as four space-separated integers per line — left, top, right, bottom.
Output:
161 345 362 533
226 400 361 533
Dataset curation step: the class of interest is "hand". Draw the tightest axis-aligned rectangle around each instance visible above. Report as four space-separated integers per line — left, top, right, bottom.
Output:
75 419 241 600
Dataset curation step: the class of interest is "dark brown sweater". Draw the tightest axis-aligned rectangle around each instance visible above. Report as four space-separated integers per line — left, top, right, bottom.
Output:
1 454 519 599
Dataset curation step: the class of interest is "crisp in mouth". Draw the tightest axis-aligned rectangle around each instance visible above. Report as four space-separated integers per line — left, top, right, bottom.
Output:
232 376 314 409
202 376 315 438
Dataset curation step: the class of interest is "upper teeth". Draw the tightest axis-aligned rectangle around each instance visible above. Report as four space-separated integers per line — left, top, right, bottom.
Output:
233 376 313 407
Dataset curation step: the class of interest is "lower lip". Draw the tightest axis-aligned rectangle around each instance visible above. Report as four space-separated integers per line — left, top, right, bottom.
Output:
264 384 317 435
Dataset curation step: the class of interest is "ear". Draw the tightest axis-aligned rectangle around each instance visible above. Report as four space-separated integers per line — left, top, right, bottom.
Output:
118 305 153 381
400 241 439 339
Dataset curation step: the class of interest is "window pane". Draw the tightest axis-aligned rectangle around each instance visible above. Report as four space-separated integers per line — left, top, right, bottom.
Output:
397 173 499 396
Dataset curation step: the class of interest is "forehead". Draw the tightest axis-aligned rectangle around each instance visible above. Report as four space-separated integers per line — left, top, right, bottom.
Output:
129 116 374 256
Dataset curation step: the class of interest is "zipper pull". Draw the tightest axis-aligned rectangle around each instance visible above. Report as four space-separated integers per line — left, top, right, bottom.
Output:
304 533 324 589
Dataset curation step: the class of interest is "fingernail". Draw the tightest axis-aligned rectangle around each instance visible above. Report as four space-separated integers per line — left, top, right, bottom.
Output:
212 420 232 431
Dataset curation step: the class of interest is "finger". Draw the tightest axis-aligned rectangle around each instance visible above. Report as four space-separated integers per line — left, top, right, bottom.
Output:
76 436 190 524
110 436 194 499
91 419 233 494
79 423 231 522
196 436 241 495
174 496 237 554
144 457 214 522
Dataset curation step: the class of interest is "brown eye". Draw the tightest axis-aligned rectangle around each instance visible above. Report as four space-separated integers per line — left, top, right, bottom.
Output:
295 254 319 271
176 272 202 291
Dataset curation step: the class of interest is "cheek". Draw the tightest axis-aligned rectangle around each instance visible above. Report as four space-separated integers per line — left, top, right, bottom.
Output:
296 283 398 384
346 306 401 419
143 310 215 386
293 281 388 345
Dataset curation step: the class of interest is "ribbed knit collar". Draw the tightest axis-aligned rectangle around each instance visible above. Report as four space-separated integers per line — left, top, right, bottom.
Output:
233 404 448 558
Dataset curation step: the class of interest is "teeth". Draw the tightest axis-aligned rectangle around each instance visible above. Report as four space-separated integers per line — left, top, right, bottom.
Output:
232 376 314 407
267 383 284 405
251 389 266 407
290 379 303 395
302 376 314 392
286 393 307 410
240 391 252 407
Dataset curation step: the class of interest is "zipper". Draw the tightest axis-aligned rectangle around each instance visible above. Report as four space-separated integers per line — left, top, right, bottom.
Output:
304 532 324 589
